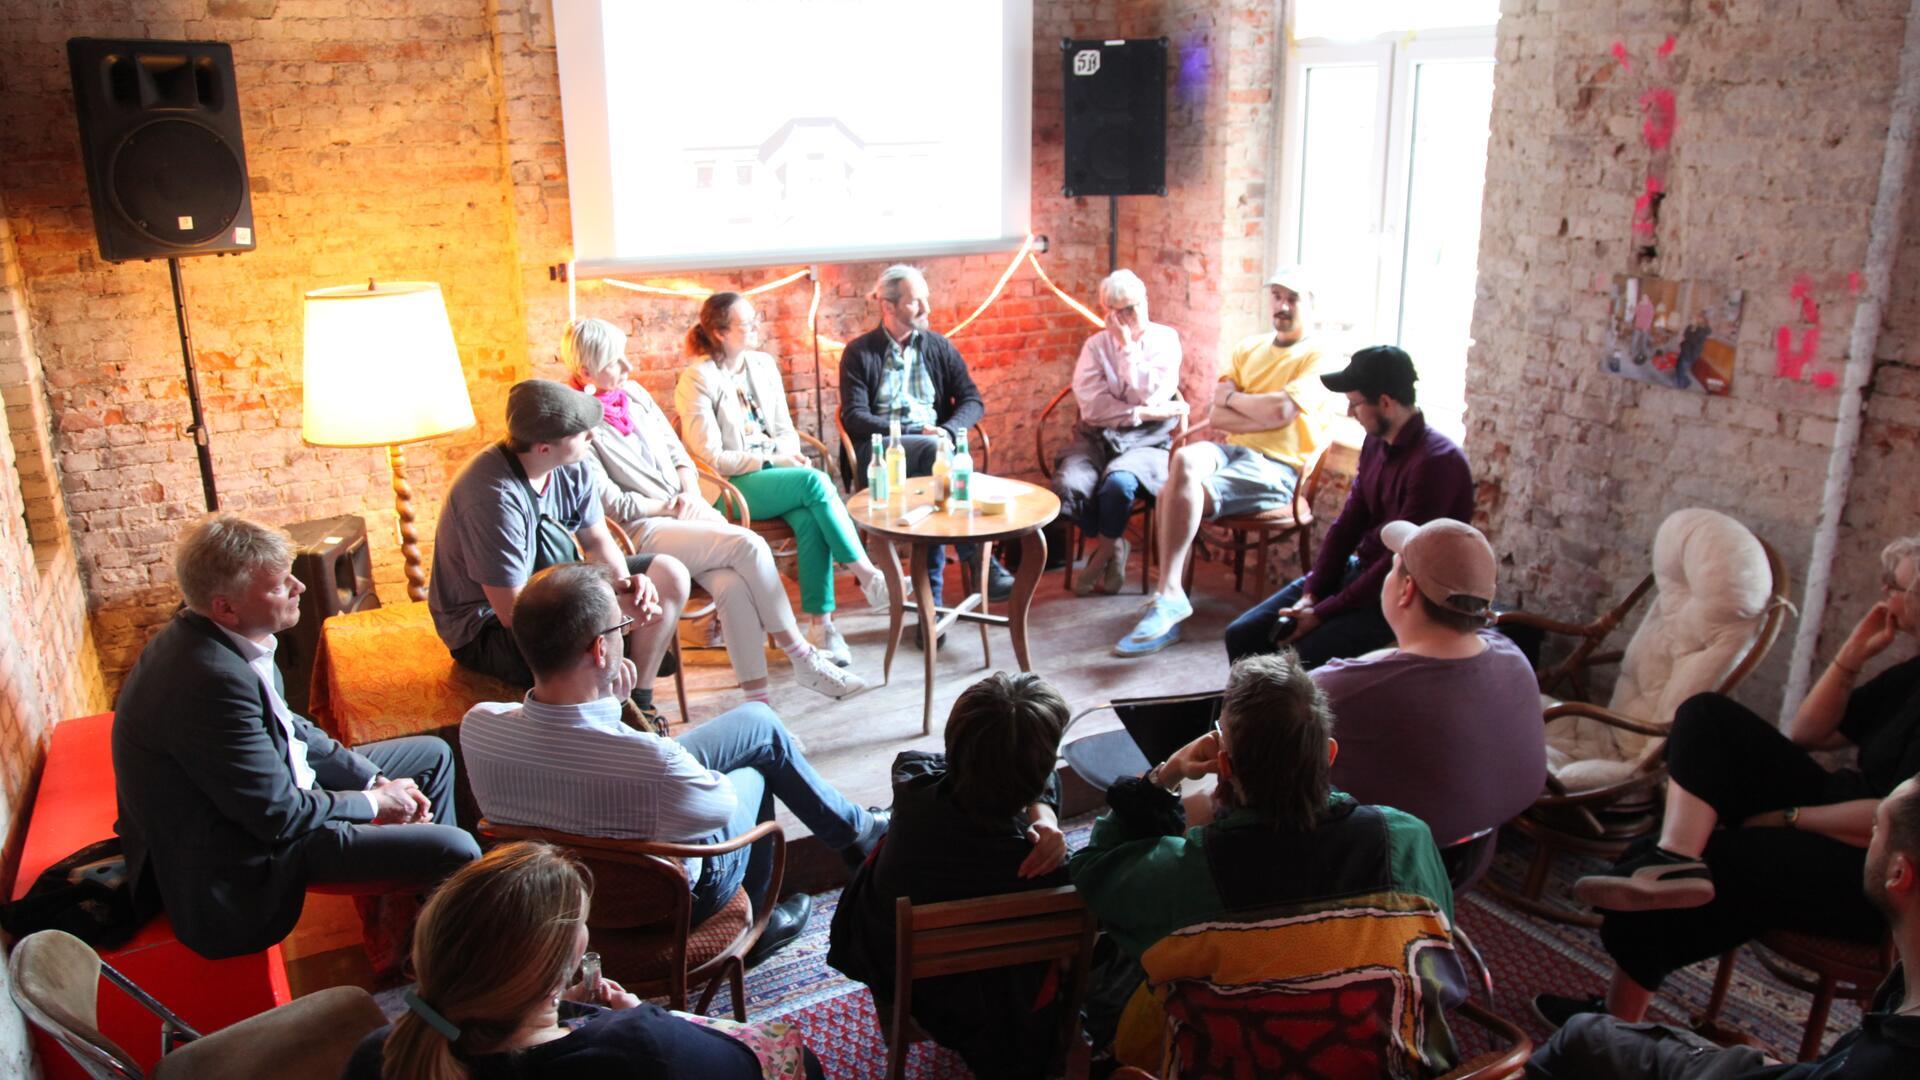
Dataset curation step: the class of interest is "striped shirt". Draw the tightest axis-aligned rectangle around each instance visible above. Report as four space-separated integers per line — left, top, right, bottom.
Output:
460 694 737 882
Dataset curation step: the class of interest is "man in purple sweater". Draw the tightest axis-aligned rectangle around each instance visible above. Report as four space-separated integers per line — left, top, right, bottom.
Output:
1311 519 1546 857
1224 345 1473 667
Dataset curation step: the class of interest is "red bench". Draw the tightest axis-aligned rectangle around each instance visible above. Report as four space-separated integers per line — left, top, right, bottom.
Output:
10 713 291 1079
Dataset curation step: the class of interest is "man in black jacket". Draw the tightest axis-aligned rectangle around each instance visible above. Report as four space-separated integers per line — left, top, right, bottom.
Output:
840 263 1014 601
113 513 479 960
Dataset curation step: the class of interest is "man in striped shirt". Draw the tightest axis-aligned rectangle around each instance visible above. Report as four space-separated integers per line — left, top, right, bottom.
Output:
461 562 889 964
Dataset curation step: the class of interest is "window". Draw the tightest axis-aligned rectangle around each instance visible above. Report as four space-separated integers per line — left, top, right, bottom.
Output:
1278 8 1498 441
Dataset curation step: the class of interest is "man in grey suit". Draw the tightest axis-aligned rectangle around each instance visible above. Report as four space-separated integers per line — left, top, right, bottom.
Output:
113 513 480 960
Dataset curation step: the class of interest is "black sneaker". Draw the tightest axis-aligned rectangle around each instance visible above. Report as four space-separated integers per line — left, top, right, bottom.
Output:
1572 846 1715 912
1532 992 1605 1030
841 807 892 870
986 559 1016 601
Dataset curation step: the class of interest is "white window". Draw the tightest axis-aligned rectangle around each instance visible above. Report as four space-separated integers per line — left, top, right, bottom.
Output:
1278 6 1498 441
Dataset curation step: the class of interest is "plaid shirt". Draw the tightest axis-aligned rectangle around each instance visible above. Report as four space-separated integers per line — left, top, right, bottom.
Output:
873 332 940 429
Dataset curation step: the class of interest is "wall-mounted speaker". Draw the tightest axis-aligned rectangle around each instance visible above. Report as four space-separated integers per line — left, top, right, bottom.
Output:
66 38 256 262
1062 37 1168 198
276 515 381 716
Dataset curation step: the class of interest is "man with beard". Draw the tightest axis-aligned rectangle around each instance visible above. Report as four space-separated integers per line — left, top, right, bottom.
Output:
1525 775 1920 1078
1115 267 1332 657
459 562 890 965
1222 344 1473 667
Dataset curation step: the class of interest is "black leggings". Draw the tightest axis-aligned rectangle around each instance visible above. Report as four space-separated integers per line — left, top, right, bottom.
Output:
1598 693 1881 990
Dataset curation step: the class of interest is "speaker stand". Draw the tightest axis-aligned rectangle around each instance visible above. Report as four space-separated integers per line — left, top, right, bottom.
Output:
167 257 220 511
1108 196 1119 273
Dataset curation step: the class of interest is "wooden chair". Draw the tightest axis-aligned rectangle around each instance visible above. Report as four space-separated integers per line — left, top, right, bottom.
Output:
579 522 690 725
834 413 994 488
1185 441 1333 597
477 818 785 1021
670 412 838 563
1034 384 1173 596
8 929 383 1080
1695 930 1894 1062
1487 519 1792 926
881 885 1097 1080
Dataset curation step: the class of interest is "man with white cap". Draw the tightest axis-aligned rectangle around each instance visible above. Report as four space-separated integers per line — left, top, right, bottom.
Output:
1224 344 1474 668
1311 518 1546 856
1115 267 1330 657
430 378 687 730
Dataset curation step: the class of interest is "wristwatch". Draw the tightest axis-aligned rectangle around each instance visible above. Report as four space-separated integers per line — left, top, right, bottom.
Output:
1783 806 1800 829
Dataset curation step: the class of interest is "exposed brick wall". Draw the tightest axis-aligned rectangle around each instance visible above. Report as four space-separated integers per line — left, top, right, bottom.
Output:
1467 0 1920 710
0 193 110 1080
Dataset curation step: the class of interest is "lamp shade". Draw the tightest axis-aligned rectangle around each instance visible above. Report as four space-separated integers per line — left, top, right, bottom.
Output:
302 281 477 448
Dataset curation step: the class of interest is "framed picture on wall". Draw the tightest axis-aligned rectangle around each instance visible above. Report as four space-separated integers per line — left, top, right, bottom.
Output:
1602 275 1743 395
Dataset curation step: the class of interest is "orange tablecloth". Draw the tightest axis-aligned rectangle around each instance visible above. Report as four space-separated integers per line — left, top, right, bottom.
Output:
308 600 520 747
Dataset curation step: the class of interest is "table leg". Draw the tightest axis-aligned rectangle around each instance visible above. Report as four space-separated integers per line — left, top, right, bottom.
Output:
976 540 993 667
881 538 905 685
1010 527 1048 673
910 543 939 736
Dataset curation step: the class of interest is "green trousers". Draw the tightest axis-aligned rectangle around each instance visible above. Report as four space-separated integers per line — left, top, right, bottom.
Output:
722 466 865 614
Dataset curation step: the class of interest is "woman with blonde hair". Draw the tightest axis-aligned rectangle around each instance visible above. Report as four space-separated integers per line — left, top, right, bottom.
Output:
346 841 819 1078
563 317 865 702
676 292 892 666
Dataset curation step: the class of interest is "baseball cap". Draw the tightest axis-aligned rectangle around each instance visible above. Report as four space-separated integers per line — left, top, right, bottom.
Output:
1265 265 1312 295
1321 344 1417 402
507 378 602 445
1381 518 1496 617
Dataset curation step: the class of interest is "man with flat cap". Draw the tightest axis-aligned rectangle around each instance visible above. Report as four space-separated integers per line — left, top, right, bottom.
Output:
1223 344 1474 668
1312 518 1545 856
430 379 687 730
1115 266 1332 657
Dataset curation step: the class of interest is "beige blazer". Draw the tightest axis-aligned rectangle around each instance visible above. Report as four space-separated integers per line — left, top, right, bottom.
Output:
674 351 802 478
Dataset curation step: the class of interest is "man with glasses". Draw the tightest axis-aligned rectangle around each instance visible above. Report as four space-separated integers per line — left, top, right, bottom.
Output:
460 562 890 967
430 378 685 732
840 263 1015 606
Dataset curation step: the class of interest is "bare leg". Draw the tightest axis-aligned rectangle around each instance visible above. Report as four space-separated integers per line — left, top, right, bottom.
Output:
1656 783 1718 858
1153 444 1220 603
628 556 689 691
1605 967 1655 1021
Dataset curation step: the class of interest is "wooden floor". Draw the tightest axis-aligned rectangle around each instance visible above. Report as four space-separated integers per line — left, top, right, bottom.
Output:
285 542 1285 995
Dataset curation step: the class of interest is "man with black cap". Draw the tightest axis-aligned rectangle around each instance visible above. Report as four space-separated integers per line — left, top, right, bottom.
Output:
1312 519 1545 856
430 378 687 730
1223 344 1473 667
1114 266 1331 657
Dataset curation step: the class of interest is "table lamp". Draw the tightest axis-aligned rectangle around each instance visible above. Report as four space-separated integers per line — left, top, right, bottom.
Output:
302 281 476 602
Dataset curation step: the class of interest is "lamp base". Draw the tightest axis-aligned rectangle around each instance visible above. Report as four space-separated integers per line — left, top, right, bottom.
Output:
389 443 428 603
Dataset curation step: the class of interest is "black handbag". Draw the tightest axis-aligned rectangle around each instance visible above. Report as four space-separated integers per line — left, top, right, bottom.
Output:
0 837 142 949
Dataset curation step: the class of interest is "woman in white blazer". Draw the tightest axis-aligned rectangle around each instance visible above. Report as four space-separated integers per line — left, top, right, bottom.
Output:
675 293 890 666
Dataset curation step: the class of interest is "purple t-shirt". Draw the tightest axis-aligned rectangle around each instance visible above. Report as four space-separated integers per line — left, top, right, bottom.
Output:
1314 631 1545 847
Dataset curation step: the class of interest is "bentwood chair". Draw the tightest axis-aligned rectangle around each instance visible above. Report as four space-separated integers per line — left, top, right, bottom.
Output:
1186 440 1334 597
8 929 383 1080
1034 384 1184 596
477 818 786 1022
1695 930 1894 1062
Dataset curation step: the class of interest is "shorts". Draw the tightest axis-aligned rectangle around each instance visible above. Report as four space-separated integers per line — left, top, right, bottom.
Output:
1196 442 1300 519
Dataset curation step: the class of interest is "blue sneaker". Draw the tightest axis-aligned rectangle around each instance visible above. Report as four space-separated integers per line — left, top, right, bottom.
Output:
1114 596 1191 657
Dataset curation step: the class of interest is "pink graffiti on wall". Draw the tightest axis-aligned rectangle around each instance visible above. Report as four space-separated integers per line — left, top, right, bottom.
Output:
1776 273 1837 388
1612 38 1678 244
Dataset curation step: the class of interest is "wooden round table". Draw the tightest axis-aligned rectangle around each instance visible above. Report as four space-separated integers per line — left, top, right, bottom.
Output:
846 475 1060 734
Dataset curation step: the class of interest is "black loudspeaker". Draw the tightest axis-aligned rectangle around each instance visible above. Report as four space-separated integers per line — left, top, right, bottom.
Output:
66 38 256 262
1062 37 1168 198
276 515 381 716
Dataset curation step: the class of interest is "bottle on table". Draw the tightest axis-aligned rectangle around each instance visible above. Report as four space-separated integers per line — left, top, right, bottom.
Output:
867 433 888 512
931 438 952 510
885 416 908 507
949 428 973 511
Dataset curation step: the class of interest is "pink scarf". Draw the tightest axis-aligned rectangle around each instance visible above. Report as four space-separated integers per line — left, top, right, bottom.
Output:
572 375 634 436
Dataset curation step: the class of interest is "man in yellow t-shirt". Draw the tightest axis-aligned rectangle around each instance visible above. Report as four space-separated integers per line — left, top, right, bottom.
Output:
1115 267 1326 657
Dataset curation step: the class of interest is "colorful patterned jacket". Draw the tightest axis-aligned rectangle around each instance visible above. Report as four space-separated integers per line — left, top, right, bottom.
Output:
1069 781 1466 1079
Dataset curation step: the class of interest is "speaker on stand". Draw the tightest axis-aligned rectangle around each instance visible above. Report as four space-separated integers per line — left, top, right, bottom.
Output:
276 515 381 717
1063 37 1169 273
67 38 257 511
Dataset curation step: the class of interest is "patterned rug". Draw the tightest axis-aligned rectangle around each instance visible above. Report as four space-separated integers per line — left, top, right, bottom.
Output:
728 824 1867 1078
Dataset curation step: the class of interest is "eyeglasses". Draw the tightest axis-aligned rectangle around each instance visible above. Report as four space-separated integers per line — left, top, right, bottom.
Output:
598 616 634 639
1883 573 1919 595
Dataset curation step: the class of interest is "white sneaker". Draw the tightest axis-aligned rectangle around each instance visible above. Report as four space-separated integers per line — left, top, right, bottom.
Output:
859 567 894 611
793 648 868 699
807 621 853 667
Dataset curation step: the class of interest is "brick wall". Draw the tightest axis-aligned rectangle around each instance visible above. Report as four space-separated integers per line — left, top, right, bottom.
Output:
1468 0 1920 710
0 195 110 1080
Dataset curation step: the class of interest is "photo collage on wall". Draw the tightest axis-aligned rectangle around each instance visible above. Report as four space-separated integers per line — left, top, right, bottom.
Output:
1602 275 1744 395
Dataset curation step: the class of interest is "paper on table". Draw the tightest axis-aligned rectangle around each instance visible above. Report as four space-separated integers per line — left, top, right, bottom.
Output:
967 473 1013 498
897 504 936 527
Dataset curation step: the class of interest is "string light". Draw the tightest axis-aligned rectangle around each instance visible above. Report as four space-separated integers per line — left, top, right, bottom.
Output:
945 233 1037 338
1025 251 1105 329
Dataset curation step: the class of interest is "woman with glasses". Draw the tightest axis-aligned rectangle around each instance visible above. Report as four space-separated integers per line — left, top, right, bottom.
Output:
1535 534 1920 1028
563 318 865 703
676 292 893 667
347 841 822 1079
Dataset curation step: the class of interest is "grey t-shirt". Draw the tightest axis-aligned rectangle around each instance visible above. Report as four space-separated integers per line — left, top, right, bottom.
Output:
1313 631 1546 847
428 445 603 650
